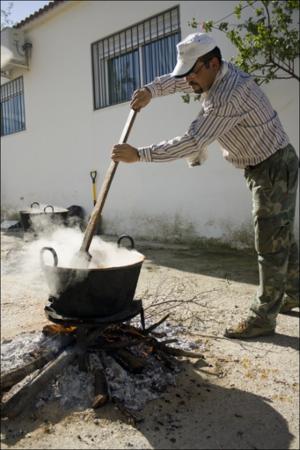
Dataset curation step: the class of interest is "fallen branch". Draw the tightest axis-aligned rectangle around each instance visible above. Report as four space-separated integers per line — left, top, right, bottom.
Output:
144 314 170 335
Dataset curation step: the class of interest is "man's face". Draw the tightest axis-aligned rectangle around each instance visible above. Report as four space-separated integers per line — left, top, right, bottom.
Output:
185 57 220 94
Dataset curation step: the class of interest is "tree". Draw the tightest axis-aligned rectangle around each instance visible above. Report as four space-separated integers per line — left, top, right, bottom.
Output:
190 0 299 86
1 2 14 30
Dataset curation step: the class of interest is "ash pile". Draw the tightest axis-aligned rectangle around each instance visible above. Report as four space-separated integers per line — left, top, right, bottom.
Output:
1 317 207 423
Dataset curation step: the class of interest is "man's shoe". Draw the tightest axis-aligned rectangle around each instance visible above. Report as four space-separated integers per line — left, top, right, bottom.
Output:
224 318 275 339
279 298 299 314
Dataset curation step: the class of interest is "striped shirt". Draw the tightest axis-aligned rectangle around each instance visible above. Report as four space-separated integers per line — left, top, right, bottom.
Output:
138 62 289 169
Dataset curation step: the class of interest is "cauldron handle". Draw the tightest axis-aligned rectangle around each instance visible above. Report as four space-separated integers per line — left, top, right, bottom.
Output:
31 202 40 208
40 247 58 268
44 205 54 213
117 234 135 249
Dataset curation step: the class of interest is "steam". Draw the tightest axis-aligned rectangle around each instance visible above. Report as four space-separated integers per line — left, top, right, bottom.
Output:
23 227 143 270
2 226 144 304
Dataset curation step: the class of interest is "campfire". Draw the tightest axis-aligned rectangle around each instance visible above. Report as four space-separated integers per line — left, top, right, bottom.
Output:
1 305 206 424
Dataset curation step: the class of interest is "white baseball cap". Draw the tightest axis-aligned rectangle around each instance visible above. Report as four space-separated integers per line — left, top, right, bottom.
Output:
171 32 217 78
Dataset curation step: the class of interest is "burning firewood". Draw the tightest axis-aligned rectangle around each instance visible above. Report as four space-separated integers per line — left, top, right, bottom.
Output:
1 315 207 420
42 324 77 336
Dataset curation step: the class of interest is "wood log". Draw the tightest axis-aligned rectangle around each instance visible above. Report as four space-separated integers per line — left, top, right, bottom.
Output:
1 335 75 392
87 354 109 409
1 346 78 419
1 353 56 392
111 348 147 373
91 368 109 409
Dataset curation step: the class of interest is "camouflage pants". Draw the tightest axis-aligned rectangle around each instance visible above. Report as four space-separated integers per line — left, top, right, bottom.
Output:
244 144 299 327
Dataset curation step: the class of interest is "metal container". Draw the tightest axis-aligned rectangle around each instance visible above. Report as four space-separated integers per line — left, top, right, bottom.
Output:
19 202 69 231
40 235 145 318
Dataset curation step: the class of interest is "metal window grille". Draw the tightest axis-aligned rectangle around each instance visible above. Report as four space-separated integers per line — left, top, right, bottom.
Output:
92 6 180 109
1 76 26 136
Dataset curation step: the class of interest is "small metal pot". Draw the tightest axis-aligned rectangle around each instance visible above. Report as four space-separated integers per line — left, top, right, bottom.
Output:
40 235 145 318
19 202 69 231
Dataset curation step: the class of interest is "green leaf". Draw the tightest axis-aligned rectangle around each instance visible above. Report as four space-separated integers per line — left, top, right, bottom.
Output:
218 22 228 31
234 4 243 19
188 17 198 29
203 20 213 32
181 94 191 104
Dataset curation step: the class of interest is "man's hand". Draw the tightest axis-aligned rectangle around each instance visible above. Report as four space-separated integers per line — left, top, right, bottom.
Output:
130 87 152 111
111 144 140 163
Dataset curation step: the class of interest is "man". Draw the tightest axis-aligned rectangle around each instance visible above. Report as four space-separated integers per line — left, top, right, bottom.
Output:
111 32 299 339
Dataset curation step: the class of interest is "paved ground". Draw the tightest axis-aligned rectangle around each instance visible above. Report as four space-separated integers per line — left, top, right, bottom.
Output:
1 230 299 449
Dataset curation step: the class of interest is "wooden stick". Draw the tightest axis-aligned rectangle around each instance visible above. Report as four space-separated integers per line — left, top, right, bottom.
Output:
80 109 138 255
158 345 205 359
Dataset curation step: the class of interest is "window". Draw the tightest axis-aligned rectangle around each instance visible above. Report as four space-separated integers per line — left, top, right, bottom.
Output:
1 76 26 136
92 6 180 109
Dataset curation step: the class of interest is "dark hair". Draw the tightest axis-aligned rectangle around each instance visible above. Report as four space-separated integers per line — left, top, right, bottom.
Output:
200 46 222 67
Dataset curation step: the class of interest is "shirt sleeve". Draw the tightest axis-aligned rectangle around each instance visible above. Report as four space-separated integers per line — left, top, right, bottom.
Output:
145 74 194 97
138 102 242 163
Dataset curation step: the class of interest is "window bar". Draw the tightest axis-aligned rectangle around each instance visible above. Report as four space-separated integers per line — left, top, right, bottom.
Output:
130 27 134 98
98 42 103 108
112 34 117 104
118 32 122 56
98 43 103 108
11 79 16 133
17 78 21 131
143 21 147 84
16 78 21 131
101 40 106 107
5 82 9 134
21 79 25 131
92 45 98 109
18 78 23 130
156 16 159 75
7 80 12 134
139 44 144 87
104 39 110 106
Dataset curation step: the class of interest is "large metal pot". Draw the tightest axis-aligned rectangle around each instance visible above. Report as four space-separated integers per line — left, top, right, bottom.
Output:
40 235 145 318
20 202 69 231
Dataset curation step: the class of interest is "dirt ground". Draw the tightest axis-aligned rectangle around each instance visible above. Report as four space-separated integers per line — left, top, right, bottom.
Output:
1 230 299 450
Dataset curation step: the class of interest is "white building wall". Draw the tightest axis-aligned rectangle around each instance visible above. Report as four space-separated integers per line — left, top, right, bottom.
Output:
1 1 299 245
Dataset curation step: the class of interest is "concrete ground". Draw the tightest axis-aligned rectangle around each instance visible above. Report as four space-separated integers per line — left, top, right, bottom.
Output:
1 230 299 449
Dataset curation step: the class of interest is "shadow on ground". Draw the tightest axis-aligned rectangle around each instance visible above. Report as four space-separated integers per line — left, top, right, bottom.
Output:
1 361 293 450
140 245 259 286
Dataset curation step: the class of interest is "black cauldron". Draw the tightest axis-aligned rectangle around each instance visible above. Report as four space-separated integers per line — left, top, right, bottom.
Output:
20 202 69 232
40 235 145 318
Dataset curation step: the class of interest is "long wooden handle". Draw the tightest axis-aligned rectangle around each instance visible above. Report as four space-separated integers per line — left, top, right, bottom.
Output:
80 109 138 254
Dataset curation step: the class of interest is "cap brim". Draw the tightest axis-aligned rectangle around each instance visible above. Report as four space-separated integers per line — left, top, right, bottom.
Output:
171 59 196 78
